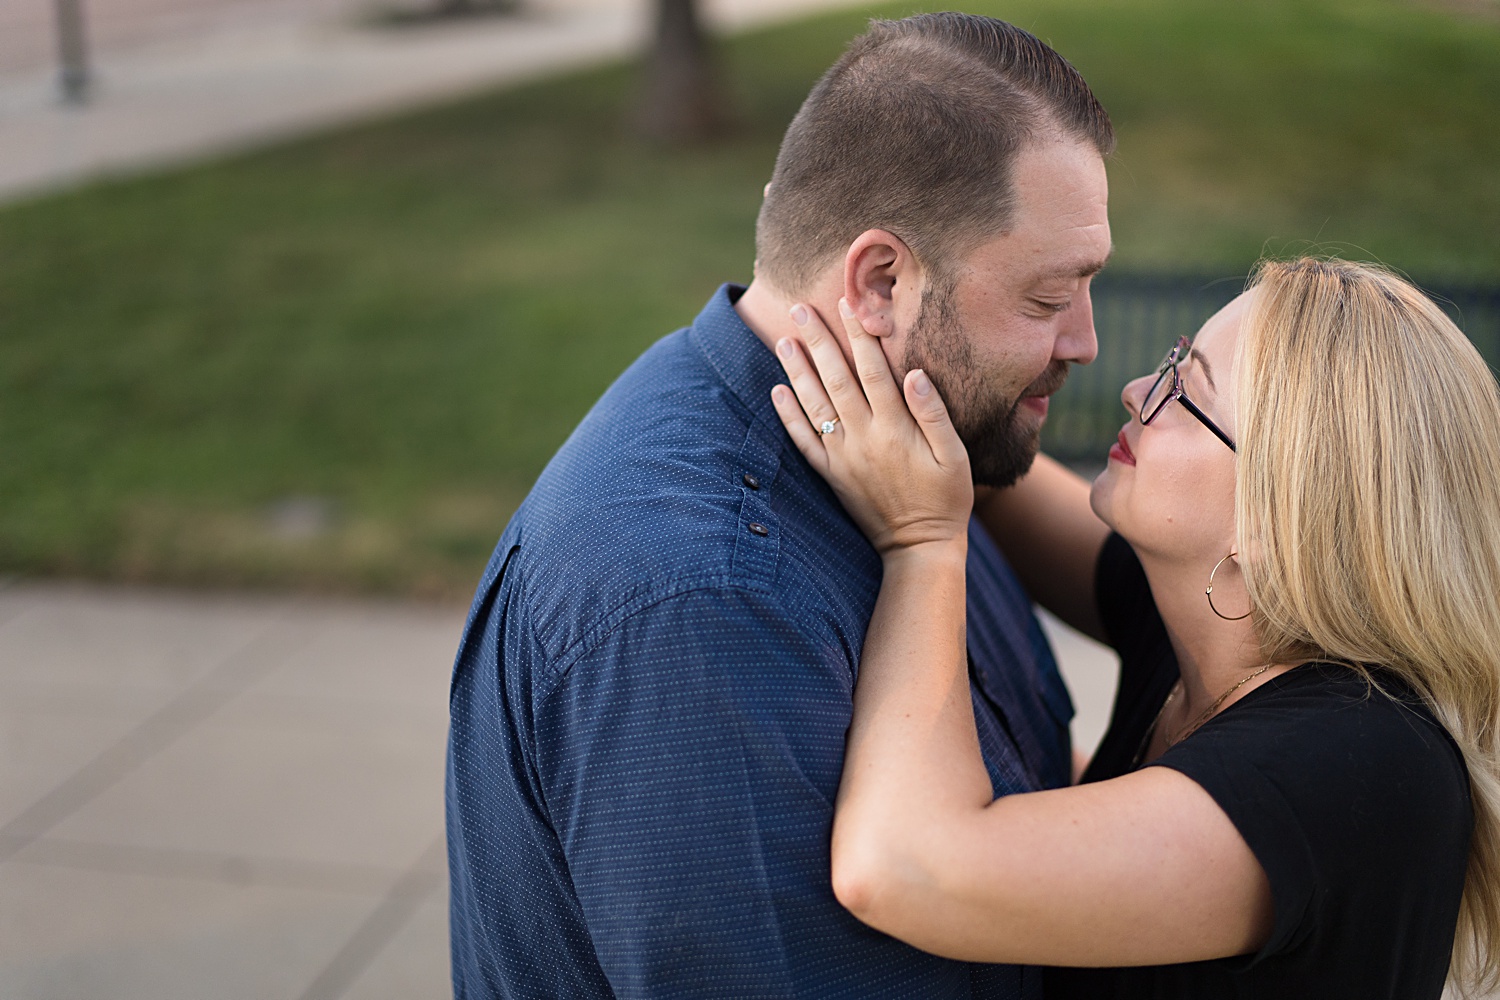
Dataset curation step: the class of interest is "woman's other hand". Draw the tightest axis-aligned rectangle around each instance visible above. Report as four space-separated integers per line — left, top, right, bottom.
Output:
771 298 973 556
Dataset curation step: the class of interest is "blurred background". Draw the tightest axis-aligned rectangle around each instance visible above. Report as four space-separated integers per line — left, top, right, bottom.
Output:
0 0 1496 996
3 0 1499 597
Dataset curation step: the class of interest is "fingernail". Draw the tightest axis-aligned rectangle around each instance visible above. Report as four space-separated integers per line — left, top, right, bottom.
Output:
838 298 855 319
771 385 787 404
912 370 932 396
790 304 809 326
777 338 795 358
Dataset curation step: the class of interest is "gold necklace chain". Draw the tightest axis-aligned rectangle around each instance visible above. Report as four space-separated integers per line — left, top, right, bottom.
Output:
1157 663 1276 749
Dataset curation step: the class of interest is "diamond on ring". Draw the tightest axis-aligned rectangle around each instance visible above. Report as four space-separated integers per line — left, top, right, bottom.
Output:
819 418 840 435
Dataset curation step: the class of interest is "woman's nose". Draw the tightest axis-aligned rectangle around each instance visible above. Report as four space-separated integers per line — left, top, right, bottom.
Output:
1121 373 1153 418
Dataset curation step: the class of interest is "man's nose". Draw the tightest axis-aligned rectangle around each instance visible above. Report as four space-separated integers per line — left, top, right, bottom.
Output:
1054 288 1099 366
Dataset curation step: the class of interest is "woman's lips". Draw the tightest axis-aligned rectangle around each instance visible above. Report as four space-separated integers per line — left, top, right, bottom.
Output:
1108 428 1136 466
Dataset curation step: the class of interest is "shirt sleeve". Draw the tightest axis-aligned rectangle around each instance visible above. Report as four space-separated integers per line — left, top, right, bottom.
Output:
1094 532 1168 661
532 586 962 998
1088 533 1176 757
1149 667 1472 964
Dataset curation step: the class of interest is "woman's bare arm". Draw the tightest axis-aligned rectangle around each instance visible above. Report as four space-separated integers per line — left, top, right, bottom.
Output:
832 541 1271 966
976 455 1110 641
772 300 1272 968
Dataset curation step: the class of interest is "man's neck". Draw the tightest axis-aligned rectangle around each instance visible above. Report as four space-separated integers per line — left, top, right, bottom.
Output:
734 277 842 356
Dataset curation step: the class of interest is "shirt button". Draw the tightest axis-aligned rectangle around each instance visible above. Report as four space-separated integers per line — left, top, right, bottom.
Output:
742 473 761 490
747 522 769 536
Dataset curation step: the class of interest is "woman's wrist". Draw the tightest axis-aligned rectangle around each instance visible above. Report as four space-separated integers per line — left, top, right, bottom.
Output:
880 535 969 573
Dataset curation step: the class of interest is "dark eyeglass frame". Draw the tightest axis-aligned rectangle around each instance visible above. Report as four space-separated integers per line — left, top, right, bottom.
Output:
1139 336 1237 452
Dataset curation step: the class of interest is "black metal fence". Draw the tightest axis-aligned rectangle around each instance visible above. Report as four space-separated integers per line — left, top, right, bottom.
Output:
1043 273 1500 465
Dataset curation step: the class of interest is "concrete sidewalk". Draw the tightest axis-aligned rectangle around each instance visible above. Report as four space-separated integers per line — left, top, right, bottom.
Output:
0 577 1117 999
0 581 464 999
0 0 873 204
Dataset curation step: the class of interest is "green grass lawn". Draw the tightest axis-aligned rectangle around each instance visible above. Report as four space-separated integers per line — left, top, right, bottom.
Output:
2 0 1497 597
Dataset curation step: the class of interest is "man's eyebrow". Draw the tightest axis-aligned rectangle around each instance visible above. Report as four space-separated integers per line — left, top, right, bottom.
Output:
1076 244 1114 279
1030 244 1114 285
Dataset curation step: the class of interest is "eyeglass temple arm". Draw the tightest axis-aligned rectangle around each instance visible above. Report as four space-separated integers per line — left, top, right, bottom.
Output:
1177 395 1237 452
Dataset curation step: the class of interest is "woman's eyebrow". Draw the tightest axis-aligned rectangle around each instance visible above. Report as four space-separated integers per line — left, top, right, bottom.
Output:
1188 348 1219 393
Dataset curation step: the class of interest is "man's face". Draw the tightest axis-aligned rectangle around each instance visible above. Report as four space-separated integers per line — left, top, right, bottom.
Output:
900 137 1111 487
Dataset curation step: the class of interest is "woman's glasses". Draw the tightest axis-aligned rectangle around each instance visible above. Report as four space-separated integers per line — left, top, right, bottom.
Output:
1139 336 1236 452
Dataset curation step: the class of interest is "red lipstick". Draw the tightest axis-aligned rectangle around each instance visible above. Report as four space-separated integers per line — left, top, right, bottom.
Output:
1108 428 1136 466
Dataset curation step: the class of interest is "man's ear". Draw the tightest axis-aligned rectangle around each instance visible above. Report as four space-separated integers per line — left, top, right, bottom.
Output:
843 229 922 339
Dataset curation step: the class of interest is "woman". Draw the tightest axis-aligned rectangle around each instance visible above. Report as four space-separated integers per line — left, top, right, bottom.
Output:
769 258 1500 998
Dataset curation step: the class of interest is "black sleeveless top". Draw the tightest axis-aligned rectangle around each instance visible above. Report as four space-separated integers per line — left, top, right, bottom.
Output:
1044 534 1472 1000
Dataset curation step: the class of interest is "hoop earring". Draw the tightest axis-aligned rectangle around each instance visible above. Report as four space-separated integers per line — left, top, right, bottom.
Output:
1206 551 1252 621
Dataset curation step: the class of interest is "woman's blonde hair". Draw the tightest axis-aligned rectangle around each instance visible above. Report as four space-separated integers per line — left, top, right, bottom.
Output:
1235 257 1500 996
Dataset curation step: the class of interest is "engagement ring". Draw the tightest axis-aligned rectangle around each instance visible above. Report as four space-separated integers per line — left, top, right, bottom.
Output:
819 418 840 435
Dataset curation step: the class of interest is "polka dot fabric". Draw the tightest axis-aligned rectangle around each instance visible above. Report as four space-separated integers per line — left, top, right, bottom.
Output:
446 286 1073 999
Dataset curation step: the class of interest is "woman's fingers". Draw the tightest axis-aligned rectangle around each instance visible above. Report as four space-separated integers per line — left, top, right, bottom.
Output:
775 336 843 439
773 304 973 556
904 369 971 474
771 383 829 476
789 304 870 428
837 299 906 418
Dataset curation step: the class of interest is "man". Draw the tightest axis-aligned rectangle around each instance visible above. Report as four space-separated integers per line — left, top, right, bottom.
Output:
447 12 1113 998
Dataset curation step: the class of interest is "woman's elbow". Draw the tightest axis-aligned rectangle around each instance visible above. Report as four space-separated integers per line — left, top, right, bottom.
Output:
830 832 906 927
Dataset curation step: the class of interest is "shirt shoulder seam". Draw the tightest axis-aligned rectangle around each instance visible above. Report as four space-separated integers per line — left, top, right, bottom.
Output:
532 575 790 698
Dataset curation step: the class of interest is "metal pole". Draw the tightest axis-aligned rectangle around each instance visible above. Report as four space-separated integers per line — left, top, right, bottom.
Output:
55 0 90 104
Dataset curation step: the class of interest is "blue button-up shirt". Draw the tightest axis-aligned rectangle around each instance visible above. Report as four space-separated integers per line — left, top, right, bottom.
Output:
447 285 1074 999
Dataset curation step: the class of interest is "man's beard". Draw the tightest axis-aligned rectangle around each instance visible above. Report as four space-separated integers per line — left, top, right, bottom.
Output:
902 280 1070 488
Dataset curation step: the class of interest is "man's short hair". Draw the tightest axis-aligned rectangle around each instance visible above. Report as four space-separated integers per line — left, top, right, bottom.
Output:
755 13 1115 297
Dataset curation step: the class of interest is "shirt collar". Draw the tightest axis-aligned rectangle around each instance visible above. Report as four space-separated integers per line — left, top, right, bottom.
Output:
687 284 786 436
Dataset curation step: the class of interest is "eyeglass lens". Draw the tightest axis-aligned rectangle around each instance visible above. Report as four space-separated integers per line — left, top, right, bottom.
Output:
1139 340 1186 424
1140 367 1174 423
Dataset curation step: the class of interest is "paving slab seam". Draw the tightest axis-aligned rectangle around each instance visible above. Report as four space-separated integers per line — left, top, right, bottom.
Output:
0 621 315 861
11 837 406 896
294 836 448 1000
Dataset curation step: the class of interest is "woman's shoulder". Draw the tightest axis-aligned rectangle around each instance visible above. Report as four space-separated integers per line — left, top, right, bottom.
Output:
1250 663 1459 755
1193 662 1466 785
1163 662 1472 859
1155 662 1472 970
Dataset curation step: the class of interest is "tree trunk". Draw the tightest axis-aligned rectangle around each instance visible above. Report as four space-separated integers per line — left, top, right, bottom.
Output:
431 0 516 14
55 0 90 103
636 0 731 143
